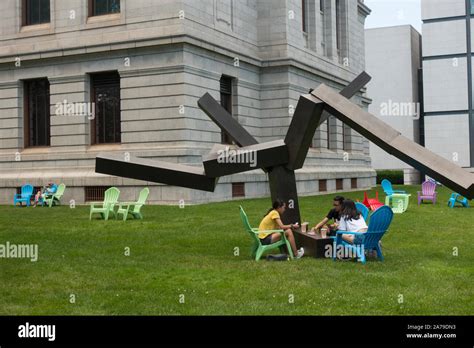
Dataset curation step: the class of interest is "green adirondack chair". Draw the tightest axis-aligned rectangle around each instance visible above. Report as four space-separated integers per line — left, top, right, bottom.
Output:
116 187 150 221
89 187 120 221
44 183 66 208
239 206 294 261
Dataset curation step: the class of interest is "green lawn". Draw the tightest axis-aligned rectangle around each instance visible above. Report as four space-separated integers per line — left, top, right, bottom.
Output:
0 186 472 315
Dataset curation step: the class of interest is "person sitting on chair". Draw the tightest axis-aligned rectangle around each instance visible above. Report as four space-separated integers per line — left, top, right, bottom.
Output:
311 196 345 236
258 199 304 259
44 183 58 196
338 199 368 244
33 183 57 207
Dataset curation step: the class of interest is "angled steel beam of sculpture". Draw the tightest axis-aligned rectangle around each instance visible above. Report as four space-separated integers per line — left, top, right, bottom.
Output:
96 153 218 192
285 71 371 170
312 84 474 200
284 96 326 171
317 71 372 128
203 140 289 178
198 93 259 147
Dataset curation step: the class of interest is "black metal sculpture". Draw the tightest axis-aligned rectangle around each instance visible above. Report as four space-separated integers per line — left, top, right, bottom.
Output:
96 71 474 228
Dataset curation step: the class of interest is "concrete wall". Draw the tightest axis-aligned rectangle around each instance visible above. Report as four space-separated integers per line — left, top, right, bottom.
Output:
365 25 421 183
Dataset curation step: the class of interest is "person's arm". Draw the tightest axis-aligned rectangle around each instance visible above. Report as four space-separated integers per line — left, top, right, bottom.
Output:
275 218 297 230
314 217 329 230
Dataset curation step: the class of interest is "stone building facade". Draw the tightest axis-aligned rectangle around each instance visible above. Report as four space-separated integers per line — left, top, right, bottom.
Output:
0 0 375 204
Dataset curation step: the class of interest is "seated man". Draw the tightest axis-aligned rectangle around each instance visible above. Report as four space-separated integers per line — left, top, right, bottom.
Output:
311 196 344 236
44 183 58 197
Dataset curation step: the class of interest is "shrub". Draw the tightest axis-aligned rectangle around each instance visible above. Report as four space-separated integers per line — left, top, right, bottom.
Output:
376 170 404 185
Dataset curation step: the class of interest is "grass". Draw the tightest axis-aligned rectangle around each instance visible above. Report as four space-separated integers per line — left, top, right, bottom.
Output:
0 185 472 316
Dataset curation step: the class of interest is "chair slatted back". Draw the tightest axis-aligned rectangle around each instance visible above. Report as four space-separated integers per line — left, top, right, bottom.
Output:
363 206 394 249
422 181 436 196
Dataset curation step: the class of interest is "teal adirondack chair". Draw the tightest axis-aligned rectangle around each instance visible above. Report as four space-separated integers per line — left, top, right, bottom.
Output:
14 184 34 207
116 188 150 221
355 202 370 222
43 183 66 208
382 179 411 212
333 205 394 264
89 187 120 221
239 206 294 261
448 193 470 208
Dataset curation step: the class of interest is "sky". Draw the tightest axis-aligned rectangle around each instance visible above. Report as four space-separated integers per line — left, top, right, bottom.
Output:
364 0 422 33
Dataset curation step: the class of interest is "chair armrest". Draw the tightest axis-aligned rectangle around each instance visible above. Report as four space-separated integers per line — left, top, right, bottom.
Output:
336 230 365 236
251 228 285 234
393 190 406 193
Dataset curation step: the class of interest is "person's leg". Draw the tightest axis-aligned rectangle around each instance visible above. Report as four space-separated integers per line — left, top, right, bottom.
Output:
342 234 354 244
270 233 281 243
284 229 298 255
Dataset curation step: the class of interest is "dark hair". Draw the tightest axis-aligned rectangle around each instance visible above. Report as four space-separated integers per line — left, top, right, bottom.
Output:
265 199 286 217
333 196 345 205
341 199 360 221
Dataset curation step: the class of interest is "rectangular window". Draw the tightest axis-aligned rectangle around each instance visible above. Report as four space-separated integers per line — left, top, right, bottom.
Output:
335 0 348 63
91 72 121 144
302 0 308 33
22 0 50 26
85 186 111 202
232 183 245 198
24 78 50 147
471 0 474 15
336 179 343 191
319 180 327 192
351 178 358 189
326 119 331 149
320 0 326 54
342 124 347 151
89 0 121 17
220 76 234 145
336 0 341 52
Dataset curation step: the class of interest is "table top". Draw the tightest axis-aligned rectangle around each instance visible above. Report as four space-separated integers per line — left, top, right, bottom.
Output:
294 229 333 241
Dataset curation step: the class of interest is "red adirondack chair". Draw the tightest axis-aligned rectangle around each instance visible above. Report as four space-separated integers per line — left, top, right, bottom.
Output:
362 191 384 211
417 180 437 205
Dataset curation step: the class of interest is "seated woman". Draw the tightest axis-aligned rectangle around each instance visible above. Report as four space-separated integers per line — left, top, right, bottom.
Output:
338 199 368 244
33 189 43 207
258 199 304 259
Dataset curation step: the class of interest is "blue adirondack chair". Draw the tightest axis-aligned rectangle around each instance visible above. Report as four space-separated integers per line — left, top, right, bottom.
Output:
381 179 406 196
355 202 370 222
333 205 394 264
14 184 34 207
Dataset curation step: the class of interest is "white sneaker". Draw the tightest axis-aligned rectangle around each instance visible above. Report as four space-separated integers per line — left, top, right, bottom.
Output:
296 247 304 259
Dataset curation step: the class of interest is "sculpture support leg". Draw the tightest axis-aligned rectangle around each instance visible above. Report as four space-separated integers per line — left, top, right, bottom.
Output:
268 166 301 225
